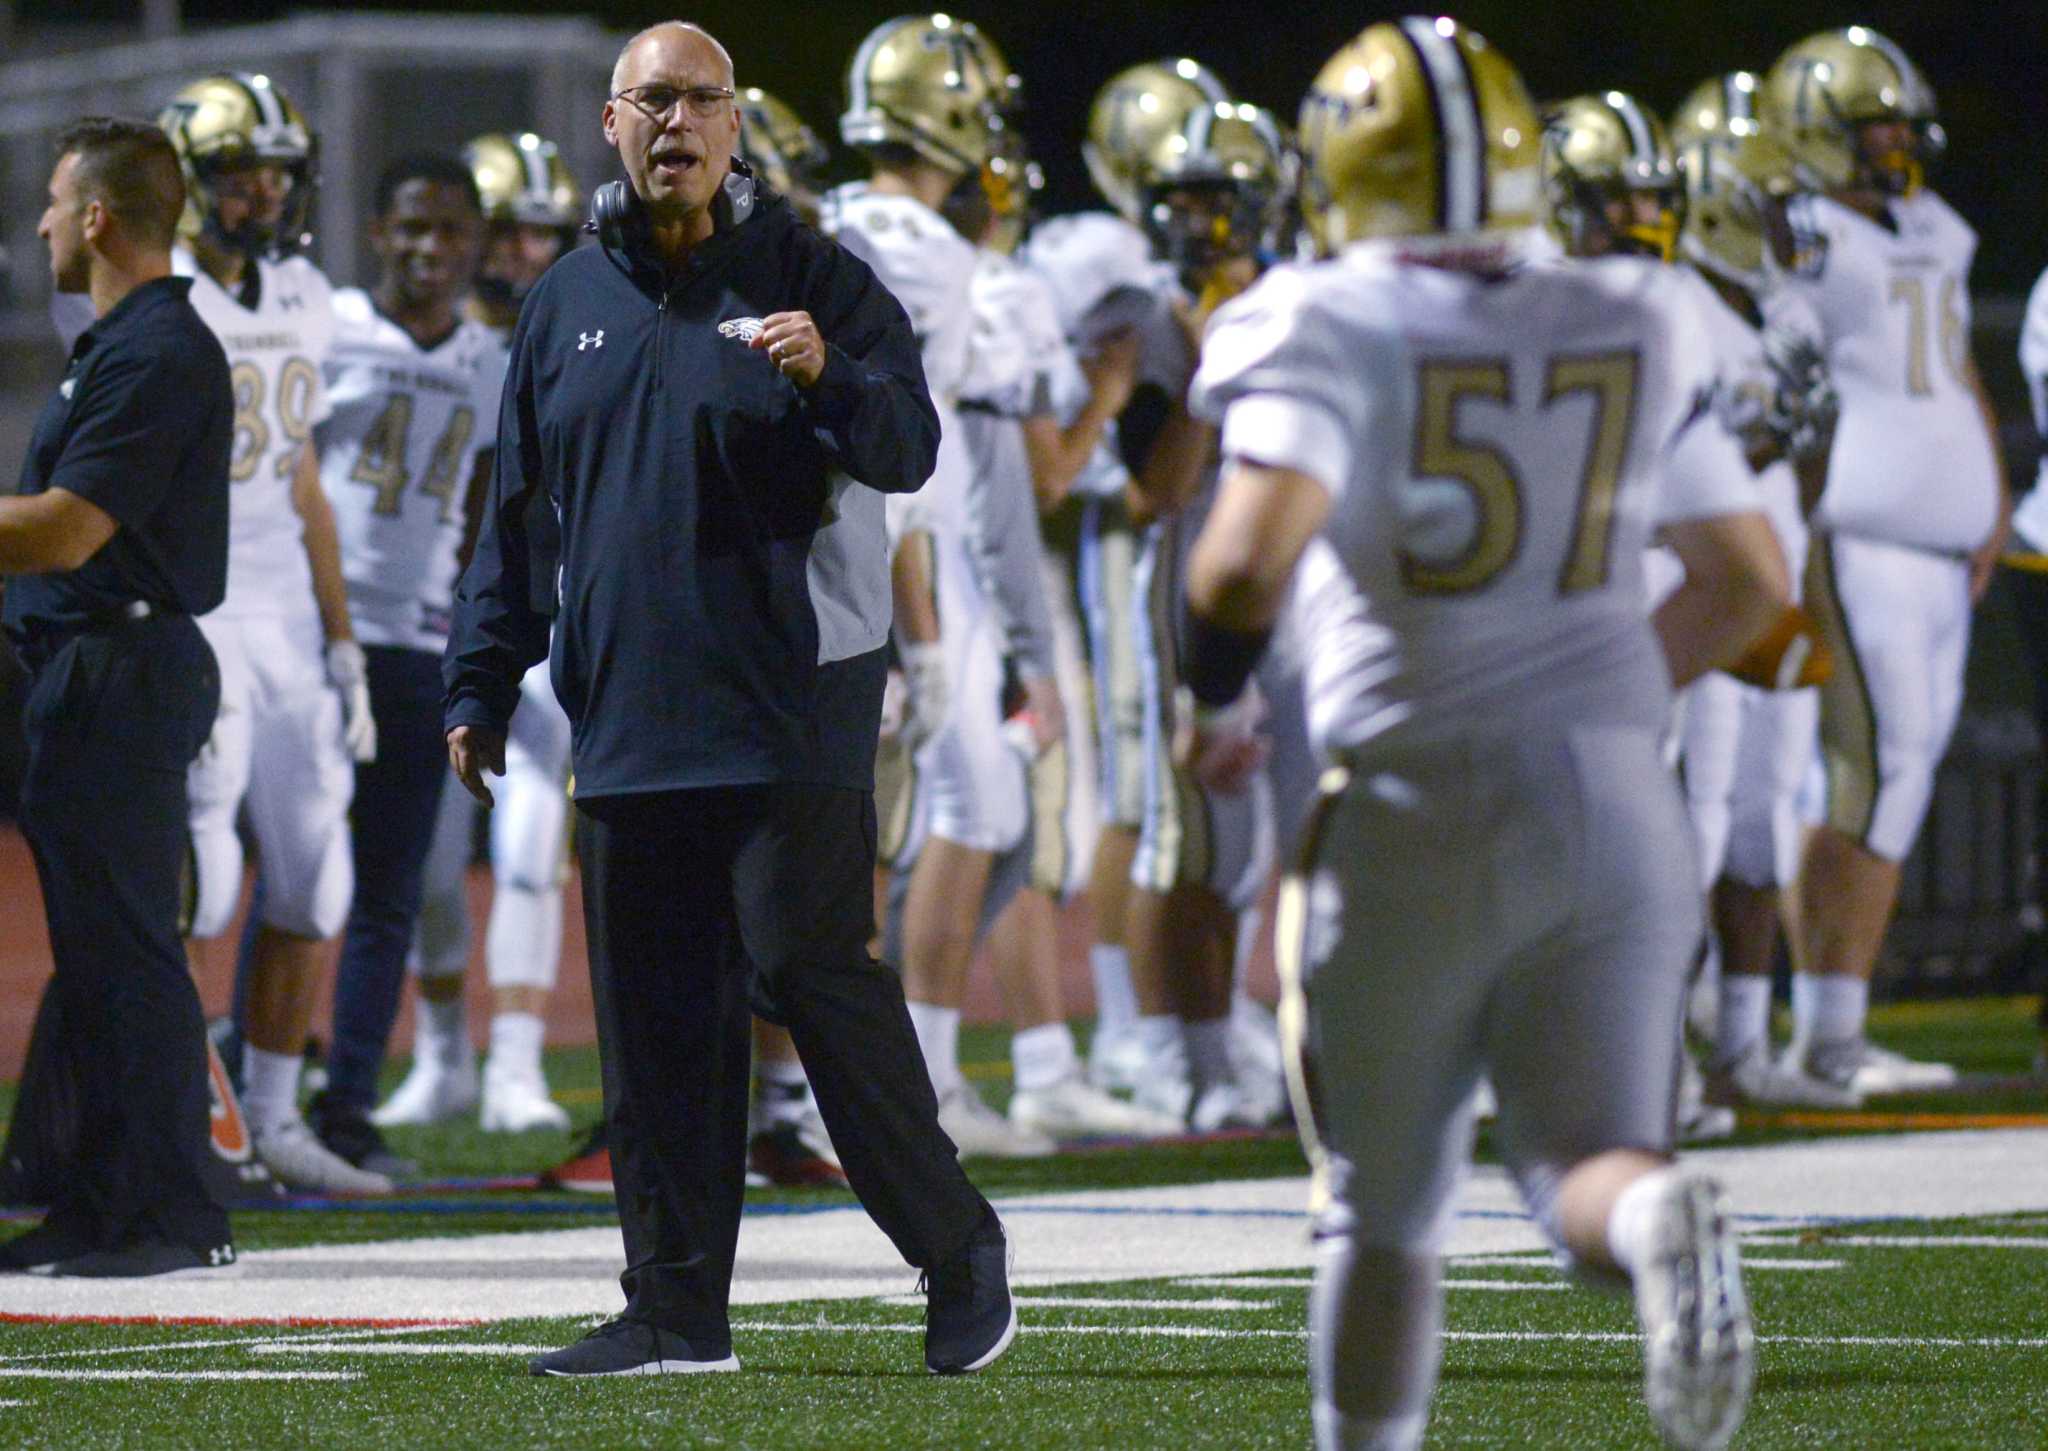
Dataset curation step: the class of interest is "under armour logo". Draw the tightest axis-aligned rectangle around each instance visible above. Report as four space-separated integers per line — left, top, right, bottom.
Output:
59 378 75 399
278 293 304 311
717 317 765 343
578 330 605 351
208 1245 235 1266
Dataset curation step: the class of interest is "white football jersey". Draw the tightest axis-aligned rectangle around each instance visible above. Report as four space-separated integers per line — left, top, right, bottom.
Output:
2009 265 2048 553
1777 190 1997 552
960 249 1086 423
319 289 508 652
1192 247 1756 759
822 183 978 400
1688 269 1806 578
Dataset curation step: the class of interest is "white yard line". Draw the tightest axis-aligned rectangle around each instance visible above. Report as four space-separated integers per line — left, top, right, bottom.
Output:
1173 1277 1310 1289
730 1321 2048 1350
0 1322 469 1364
0 1368 361 1381
879 1295 1279 1311
252 1343 552 1357
1742 1235 2048 1249
1738 1259 1845 1271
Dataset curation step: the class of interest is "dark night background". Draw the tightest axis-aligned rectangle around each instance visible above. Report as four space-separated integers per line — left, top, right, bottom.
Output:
18 0 2048 293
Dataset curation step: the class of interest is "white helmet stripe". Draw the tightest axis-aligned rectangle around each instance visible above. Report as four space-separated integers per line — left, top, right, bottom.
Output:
521 142 550 201
239 73 287 130
1724 74 1756 123
1399 17 1482 233
844 21 894 124
1607 92 1656 166
1857 28 1929 103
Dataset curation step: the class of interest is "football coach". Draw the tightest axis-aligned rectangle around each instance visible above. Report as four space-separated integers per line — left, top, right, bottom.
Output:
0 118 233 1276
444 21 1014 1377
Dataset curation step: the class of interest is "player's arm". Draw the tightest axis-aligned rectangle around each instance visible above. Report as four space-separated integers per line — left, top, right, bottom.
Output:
890 527 945 752
291 442 354 645
0 489 118 574
1184 461 1330 693
1654 512 1792 688
1965 355 2011 601
1020 330 1139 514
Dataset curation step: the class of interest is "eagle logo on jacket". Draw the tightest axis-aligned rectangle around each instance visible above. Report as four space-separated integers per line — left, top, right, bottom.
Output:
717 317 766 343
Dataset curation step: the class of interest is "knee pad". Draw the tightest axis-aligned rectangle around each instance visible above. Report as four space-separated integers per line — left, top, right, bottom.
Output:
492 761 571 891
260 821 353 940
185 821 245 940
485 881 563 992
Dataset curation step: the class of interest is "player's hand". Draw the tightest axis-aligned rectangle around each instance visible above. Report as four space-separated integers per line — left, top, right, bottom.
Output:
1172 685 1269 795
1002 673 1065 758
324 639 377 763
901 640 948 756
1081 328 1141 418
448 724 507 807
752 311 826 389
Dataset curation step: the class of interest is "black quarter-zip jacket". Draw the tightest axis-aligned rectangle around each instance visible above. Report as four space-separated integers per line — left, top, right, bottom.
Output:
443 182 938 796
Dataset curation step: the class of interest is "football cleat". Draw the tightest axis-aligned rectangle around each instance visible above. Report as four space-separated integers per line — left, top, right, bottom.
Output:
543 1126 614 1194
1760 28 1943 198
1188 1077 1288 1135
1675 1053 1738 1143
1542 92 1683 261
747 1122 850 1188
936 1082 1055 1159
1008 1073 1184 1141
529 1319 738 1377
1297 18 1541 259
1705 1043 1862 1110
1085 1021 1149 1095
1632 1172 1756 1451
480 1063 572 1134
370 1050 479 1128
1787 1035 1958 1097
158 72 317 258
253 1117 393 1196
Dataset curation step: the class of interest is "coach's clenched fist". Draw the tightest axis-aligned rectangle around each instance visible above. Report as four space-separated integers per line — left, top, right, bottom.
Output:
750 310 825 388
448 724 507 806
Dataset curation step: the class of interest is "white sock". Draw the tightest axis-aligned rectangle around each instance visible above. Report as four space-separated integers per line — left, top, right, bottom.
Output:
1233 906 1261 991
486 1011 546 1081
1185 1016 1233 1093
1133 1013 1181 1062
1713 975 1773 1067
754 1054 811 1129
1605 1167 1680 1276
1793 971 1870 1045
905 1000 961 1096
1011 1022 1079 1093
417 993 469 1064
241 1046 302 1136
1088 943 1137 1035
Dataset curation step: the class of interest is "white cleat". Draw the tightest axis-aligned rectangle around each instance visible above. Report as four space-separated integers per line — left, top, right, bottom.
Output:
254 1117 394 1195
1085 1023 1149 1094
480 1066 573 1133
1632 1172 1755 1451
1789 1036 1957 1098
1008 1073 1184 1140
1188 1078 1287 1134
937 1083 1055 1159
1705 1044 1861 1110
1228 995 1284 1084
370 1051 480 1128
1675 1051 1737 1143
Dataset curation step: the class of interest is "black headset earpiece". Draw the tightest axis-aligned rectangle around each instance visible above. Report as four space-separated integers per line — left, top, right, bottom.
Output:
587 179 648 254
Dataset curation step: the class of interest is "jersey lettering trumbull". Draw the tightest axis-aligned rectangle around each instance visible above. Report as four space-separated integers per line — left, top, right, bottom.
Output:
320 289 508 652
1780 191 1997 554
1193 247 1756 759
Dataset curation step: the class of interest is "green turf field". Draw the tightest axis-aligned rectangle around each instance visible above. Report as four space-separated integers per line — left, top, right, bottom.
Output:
0 997 2041 1448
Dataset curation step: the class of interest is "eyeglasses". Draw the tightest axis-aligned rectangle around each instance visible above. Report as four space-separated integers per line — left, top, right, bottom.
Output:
612 84 736 124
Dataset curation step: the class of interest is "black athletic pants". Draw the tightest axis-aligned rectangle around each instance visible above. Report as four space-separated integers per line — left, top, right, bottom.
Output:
14 616 229 1251
575 782 990 1345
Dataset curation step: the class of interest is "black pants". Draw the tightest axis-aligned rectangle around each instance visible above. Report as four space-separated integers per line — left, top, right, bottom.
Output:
14 616 228 1250
576 782 990 1343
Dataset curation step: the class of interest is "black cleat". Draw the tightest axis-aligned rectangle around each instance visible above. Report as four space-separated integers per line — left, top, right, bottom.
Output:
306 1089 418 1179
38 1241 236 1278
0 1223 96 1273
922 1209 1017 1375
528 1318 739 1376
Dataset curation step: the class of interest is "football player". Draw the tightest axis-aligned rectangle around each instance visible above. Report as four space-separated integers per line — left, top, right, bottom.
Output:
146 74 379 1193
946 127 1182 1142
2004 260 2048 1076
1761 28 2009 1095
305 156 507 1160
829 14 1057 1156
1183 19 1780 1448
1665 82 1856 1109
388 132 581 1139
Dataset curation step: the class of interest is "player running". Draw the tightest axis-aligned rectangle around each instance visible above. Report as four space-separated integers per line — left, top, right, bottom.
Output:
1182 19 1781 1449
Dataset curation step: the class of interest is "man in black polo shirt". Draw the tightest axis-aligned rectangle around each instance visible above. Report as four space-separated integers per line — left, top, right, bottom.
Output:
446 22 1013 1376
0 118 235 1276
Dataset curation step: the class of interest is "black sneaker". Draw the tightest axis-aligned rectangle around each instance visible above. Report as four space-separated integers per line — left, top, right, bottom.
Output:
0 1223 97 1273
922 1210 1016 1375
38 1241 236 1278
307 1089 418 1179
529 1318 739 1376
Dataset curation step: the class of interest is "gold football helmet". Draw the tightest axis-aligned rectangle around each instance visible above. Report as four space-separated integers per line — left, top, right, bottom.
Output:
1297 18 1540 256
464 132 581 230
1542 92 1682 261
1670 71 1764 153
841 13 1021 177
1081 58 1232 221
1760 27 1943 196
736 88 831 207
158 72 317 257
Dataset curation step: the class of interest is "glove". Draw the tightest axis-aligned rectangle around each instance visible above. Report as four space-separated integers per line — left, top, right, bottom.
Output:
1725 604 1834 690
900 641 948 756
325 639 378 763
